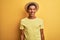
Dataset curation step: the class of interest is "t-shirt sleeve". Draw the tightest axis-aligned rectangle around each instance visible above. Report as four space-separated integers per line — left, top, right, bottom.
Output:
40 20 44 29
20 20 25 30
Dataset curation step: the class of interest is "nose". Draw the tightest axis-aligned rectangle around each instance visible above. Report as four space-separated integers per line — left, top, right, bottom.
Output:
31 10 34 12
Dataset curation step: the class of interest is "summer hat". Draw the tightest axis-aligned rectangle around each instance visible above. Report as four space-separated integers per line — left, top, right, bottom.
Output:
24 2 39 12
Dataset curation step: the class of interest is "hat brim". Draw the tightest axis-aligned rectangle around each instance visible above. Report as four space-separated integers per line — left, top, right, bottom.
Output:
24 2 39 12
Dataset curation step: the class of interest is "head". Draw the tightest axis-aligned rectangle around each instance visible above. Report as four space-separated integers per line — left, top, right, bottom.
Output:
25 2 39 17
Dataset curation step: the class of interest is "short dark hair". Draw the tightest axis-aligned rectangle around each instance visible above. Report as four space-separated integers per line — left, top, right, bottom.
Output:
27 3 37 10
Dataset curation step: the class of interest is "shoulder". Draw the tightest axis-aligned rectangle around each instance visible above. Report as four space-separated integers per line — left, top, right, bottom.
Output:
21 17 27 22
37 17 44 22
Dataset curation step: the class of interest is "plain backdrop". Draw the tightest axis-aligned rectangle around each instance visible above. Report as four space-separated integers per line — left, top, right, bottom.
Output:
0 0 60 40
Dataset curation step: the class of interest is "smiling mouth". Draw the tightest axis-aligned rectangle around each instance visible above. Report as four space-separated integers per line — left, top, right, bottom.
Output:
31 12 35 13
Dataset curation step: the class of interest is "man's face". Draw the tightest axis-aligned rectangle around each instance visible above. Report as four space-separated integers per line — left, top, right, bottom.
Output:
28 5 37 16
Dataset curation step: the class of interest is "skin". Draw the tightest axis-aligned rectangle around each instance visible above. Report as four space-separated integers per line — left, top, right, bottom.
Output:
27 5 37 19
40 29 45 40
20 5 45 40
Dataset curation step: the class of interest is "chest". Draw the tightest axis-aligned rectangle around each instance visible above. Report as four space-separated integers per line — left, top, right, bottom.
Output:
23 21 41 30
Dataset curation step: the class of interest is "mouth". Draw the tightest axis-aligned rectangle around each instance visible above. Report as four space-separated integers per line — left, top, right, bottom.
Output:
30 13 35 15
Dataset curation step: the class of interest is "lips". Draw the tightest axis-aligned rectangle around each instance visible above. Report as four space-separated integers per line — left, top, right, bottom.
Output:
31 12 35 14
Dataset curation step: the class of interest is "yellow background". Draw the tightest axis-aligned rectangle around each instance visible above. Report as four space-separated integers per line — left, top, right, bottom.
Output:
0 0 60 40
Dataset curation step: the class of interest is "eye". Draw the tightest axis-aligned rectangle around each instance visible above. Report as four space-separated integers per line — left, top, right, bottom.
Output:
29 8 32 10
33 8 36 10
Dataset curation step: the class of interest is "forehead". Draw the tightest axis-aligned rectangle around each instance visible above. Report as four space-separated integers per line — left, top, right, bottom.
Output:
29 5 36 9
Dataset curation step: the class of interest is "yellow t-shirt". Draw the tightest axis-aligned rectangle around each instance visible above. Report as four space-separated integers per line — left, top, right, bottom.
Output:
20 17 44 40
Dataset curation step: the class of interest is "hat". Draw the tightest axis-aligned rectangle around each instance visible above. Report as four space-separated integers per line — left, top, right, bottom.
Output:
25 2 39 12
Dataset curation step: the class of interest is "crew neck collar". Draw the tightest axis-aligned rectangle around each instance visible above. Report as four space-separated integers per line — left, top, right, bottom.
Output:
26 17 38 20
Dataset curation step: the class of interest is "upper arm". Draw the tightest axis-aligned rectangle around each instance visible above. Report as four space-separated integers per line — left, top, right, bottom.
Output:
20 20 25 30
40 20 44 29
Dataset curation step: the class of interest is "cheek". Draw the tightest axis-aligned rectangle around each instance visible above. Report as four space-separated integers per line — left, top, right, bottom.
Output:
33 10 37 13
34 10 36 12
28 10 31 13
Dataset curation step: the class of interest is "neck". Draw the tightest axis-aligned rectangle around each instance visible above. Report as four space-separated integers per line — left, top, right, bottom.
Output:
28 16 36 19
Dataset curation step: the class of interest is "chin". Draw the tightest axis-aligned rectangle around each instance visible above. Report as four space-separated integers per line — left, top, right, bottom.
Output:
30 15 34 17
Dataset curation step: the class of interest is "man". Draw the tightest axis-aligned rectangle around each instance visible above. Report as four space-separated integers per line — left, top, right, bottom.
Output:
20 2 45 40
